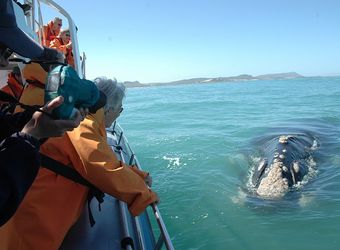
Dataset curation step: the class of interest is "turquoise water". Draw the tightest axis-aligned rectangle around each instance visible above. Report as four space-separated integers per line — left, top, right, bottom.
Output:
119 77 340 250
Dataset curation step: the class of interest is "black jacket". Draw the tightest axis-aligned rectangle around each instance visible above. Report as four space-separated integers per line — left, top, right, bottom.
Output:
0 110 40 226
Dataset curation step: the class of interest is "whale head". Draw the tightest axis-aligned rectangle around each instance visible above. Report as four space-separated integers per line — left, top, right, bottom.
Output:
251 135 313 199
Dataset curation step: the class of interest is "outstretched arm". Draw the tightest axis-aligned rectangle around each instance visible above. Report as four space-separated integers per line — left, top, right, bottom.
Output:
0 131 40 226
0 96 86 226
67 114 158 216
21 96 84 139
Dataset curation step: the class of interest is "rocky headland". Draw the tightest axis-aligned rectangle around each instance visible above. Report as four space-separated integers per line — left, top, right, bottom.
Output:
123 72 304 88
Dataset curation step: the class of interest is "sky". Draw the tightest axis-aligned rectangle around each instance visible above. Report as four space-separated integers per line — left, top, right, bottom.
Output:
41 0 340 83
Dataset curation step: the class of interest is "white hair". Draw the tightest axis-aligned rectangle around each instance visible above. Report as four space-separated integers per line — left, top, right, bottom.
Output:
93 77 126 112
59 29 69 36
53 17 62 23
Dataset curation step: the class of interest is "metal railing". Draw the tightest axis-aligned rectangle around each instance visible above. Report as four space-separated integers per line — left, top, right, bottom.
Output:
23 0 84 77
110 122 175 250
15 2 173 247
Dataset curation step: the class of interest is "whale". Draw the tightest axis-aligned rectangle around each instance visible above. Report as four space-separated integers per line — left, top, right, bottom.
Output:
251 133 318 199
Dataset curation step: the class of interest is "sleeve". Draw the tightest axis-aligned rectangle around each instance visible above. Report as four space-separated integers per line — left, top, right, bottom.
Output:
130 165 149 180
0 110 35 141
0 132 40 226
42 26 50 45
67 119 158 216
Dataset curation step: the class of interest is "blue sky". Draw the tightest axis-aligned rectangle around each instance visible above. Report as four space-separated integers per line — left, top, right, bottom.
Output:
42 0 339 83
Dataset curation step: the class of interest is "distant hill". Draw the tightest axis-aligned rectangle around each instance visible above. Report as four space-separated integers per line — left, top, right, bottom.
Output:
123 72 304 88
122 81 147 88
256 72 303 80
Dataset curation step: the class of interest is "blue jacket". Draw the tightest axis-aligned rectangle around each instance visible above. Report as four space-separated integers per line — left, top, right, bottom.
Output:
0 110 40 226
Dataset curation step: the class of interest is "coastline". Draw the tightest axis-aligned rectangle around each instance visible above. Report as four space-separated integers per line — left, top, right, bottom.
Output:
123 72 305 88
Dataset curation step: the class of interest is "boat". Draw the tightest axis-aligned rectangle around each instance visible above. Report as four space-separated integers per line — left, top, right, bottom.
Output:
5 0 174 249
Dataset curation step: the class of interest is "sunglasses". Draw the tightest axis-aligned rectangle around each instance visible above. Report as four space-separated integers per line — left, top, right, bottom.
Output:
57 23 62 27
105 107 124 115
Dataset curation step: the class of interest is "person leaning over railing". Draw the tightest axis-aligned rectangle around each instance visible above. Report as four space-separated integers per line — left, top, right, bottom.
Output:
38 17 63 46
0 0 86 227
50 28 75 68
0 77 159 250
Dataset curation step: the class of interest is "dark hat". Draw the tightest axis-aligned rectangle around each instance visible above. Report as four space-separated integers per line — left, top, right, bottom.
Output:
0 0 44 58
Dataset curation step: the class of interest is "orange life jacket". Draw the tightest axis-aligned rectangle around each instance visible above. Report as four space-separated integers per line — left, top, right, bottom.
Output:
1 73 23 99
14 63 47 113
49 37 75 68
0 73 24 112
38 21 59 47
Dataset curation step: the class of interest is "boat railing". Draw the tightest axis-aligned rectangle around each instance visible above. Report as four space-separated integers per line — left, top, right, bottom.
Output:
23 0 83 77
13 1 174 248
35 0 44 45
110 122 175 250
81 52 86 78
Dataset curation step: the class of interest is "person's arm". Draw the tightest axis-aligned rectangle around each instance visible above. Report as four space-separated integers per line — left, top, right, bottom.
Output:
67 116 158 216
21 96 84 140
0 96 84 141
0 108 35 141
0 96 85 226
0 132 40 226
41 25 51 46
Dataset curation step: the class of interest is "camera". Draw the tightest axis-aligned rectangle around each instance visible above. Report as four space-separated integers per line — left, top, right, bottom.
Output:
45 65 106 119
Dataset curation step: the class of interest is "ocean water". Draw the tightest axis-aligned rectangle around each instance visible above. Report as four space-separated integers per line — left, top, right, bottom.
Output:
118 77 340 250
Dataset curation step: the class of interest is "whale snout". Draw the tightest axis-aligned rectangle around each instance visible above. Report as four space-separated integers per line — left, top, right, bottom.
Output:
256 162 289 198
251 134 315 199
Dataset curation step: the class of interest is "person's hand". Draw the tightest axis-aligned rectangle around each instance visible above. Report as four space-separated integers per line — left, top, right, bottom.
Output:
145 175 153 187
78 107 89 118
66 42 72 49
153 191 160 205
21 96 85 139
